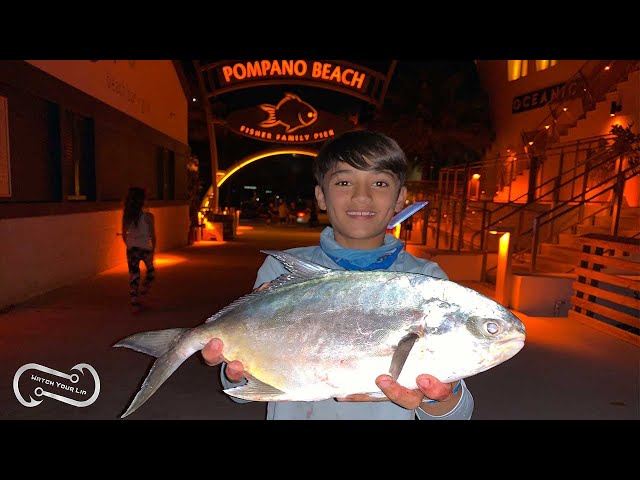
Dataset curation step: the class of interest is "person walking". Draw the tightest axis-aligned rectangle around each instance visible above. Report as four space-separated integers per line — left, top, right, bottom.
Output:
121 186 156 312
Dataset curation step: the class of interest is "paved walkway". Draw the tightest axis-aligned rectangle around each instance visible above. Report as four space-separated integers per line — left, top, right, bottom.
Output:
1 223 637 420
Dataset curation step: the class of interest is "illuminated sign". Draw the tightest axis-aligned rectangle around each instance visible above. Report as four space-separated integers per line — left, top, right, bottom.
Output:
205 60 385 103
512 78 585 114
218 60 369 91
225 92 353 144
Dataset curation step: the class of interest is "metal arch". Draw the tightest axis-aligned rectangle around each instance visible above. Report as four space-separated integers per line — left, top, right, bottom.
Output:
191 59 398 212
199 147 319 212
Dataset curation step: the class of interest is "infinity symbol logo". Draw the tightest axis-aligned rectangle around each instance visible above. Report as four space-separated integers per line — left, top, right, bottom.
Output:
13 363 100 408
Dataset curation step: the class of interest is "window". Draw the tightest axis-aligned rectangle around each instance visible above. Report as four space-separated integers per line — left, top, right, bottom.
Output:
536 60 558 71
155 146 175 200
508 60 528 81
62 109 96 201
0 95 10 197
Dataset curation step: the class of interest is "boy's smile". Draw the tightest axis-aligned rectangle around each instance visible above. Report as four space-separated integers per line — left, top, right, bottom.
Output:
315 162 407 250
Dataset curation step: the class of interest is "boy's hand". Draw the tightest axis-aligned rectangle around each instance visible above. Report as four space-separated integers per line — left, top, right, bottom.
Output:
203 283 269 383
202 338 246 382
337 374 455 409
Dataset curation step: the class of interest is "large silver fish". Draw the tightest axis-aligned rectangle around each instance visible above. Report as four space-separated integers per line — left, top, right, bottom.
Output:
114 250 526 418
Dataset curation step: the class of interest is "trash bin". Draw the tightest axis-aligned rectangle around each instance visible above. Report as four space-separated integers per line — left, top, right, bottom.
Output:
210 213 235 240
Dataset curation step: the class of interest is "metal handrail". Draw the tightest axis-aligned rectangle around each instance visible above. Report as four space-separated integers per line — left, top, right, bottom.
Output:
523 60 639 146
469 137 618 249
525 159 638 271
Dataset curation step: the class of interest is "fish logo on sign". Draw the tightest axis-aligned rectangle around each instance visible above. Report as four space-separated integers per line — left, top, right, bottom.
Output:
258 93 318 133
13 362 100 408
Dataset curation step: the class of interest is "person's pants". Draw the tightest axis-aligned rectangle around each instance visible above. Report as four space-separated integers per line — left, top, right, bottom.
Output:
126 247 155 304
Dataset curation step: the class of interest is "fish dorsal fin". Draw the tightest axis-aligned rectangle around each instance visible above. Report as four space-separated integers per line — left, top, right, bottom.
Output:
224 377 288 401
204 290 260 323
261 250 332 279
389 332 420 380
205 251 331 324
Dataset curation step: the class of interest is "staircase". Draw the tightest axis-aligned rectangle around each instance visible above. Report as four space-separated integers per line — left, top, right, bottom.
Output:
513 205 640 275
490 61 640 276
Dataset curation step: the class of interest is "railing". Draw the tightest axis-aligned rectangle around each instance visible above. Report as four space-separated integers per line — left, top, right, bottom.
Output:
408 142 638 272
522 60 640 148
405 60 640 281
526 156 639 271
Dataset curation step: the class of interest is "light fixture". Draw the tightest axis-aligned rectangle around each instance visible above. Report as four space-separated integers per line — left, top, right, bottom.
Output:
610 101 622 116
489 227 514 307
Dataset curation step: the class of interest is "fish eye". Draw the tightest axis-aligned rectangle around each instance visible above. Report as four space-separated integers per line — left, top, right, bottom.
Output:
307 112 314 118
483 320 502 336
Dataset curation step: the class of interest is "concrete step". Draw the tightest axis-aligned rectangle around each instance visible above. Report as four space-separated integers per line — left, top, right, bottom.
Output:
539 243 581 264
516 253 576 274
574 224 638 236
557 233 585 249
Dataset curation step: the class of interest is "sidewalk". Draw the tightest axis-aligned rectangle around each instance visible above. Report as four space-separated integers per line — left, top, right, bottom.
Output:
1 223 638 420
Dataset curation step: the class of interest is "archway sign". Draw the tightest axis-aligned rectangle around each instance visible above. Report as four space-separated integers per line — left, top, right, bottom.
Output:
193 60 397 212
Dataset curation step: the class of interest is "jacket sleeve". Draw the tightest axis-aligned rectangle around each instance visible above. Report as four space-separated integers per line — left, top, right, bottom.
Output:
414 379 474 420
219 364 252 404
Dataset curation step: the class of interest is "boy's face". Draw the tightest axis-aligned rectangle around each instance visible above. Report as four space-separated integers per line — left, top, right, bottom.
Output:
315 161 407 249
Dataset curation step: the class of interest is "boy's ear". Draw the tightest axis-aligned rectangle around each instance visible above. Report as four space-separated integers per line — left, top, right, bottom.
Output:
395 186 408 212
315 185 327 210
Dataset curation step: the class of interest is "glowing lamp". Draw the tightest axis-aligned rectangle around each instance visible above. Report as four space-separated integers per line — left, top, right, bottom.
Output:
490 227 514 307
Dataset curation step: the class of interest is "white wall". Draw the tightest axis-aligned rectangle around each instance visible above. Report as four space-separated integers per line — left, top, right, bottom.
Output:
0 205 188 308
510 274 575 316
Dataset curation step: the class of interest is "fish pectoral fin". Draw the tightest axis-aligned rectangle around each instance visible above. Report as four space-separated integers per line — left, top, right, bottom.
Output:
389 332 420 381
113 328 189 358
224 377 288 401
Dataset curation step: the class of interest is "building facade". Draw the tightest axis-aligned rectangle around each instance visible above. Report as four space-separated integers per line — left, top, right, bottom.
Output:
0 60 191 309
474 59 639 203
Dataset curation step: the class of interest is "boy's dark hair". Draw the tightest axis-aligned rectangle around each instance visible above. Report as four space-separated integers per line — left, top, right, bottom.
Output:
312 130 407 189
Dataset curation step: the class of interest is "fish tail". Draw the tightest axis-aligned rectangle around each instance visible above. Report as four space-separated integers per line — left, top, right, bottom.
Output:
114 327 195 418
258 104 278 127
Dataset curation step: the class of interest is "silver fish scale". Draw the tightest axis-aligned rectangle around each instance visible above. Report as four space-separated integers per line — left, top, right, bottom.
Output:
204 271 434 392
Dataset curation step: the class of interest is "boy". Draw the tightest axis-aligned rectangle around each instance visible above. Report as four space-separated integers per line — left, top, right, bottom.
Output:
202 130 474 419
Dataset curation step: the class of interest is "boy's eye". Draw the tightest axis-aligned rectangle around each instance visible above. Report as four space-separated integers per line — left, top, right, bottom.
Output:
373 181 389 187
335 180 351 186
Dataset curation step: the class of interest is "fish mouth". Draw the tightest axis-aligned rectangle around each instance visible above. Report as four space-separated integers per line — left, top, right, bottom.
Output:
491 338 525 361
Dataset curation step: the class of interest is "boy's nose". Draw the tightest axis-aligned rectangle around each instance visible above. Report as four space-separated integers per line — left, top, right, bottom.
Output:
351 185 373 203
